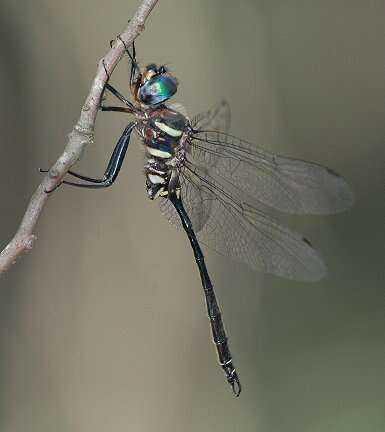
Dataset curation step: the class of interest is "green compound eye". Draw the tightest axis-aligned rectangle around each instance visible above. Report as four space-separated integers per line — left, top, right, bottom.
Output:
139 74 178 105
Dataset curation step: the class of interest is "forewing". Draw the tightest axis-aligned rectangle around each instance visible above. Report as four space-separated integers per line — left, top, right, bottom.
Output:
190 131 354 215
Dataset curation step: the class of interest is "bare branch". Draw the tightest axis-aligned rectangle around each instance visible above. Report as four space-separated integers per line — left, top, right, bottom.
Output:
0 0 159 275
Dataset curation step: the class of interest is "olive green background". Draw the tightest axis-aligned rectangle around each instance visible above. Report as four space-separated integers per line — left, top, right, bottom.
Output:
0 1 384 431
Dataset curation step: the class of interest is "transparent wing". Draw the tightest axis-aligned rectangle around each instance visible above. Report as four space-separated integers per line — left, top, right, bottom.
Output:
191 100 231 137
190 130 354 215
159 101 353 280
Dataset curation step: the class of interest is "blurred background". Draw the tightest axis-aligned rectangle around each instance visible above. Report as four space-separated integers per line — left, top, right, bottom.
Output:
0 0 384 431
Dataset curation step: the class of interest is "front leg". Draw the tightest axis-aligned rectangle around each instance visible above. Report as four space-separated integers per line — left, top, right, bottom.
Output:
64 122 135 189
103 84 135 111
100 57 135 112
100 106 133 114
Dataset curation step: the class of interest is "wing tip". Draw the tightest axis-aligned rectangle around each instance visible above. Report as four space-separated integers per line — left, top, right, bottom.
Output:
339 180 355 212
327 174 355 214
275 239 328 283
323 167 355 214
300 243 328 283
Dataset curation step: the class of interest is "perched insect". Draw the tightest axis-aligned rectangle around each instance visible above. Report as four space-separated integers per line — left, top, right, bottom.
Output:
55 39 354 396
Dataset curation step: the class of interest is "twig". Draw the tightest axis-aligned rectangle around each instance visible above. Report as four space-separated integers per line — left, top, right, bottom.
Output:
0 0 159 275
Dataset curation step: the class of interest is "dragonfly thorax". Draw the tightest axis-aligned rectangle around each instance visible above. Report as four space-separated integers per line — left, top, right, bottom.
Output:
138 106 189 200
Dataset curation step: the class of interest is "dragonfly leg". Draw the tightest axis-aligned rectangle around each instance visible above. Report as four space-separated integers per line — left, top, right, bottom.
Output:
62 122 135 189
102 83 135 112
99 56 134 110
100 106 133 114
116 35 139 88
168 191 241 396
100 38 137 111
102 58 110 82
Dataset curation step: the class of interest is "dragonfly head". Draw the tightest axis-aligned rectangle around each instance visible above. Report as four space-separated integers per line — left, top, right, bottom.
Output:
134 64 178 106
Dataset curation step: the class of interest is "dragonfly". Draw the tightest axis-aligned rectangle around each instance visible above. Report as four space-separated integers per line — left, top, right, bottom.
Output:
52 39 354 396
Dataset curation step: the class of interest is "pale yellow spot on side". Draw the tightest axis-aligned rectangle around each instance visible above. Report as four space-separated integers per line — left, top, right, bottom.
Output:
148 174 165 184
146 146 172 159
154 121 183 137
